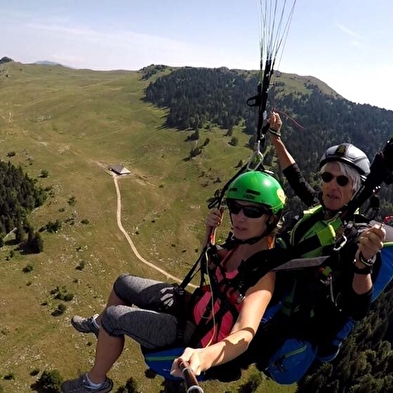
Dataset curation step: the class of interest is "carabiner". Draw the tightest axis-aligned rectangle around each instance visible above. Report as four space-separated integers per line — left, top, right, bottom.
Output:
246 140 264 170
333 234 347 251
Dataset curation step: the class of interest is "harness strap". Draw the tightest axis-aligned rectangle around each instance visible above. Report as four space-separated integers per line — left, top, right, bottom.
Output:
188 275 240 347
289 206 343 257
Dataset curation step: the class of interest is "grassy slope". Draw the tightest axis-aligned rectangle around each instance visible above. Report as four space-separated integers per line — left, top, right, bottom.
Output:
0 62 297 393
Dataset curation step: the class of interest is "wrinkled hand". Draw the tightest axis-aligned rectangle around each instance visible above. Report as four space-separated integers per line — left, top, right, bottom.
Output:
268 111 282 138
206 207 224 230
171 347 204 378
357 224 386 261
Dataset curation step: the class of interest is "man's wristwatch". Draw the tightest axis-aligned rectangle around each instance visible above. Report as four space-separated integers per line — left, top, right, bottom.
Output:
352 262 372 275
358 252 376 267
352 252 376 275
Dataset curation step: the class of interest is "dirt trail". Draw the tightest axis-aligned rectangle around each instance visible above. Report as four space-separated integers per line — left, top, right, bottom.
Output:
113 174 197 288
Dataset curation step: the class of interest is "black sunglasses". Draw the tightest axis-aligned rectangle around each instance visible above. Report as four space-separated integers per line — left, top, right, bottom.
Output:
321 172 350 187
226 199 268 218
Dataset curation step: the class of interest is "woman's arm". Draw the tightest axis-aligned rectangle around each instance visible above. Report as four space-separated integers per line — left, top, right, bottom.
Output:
171 272 276 376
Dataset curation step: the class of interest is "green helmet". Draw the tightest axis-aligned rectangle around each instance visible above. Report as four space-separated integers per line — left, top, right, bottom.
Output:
226 171 286 215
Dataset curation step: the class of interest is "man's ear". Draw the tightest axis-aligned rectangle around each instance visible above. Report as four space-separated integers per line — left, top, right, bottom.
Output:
266 215 276 226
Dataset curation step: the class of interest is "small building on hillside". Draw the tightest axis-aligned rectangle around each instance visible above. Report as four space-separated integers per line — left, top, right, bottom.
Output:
109 165 131 175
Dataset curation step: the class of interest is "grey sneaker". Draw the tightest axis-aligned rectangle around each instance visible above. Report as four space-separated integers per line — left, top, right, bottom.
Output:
71 314 99 337
61 374 113 393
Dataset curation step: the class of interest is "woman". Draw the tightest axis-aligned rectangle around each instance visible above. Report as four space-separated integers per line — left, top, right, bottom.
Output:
61 171 286 393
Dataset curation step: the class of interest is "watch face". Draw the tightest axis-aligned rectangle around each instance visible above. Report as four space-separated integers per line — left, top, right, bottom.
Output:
359 252 375 267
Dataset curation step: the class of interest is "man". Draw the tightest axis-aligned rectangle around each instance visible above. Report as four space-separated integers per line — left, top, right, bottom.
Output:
230 113 386 384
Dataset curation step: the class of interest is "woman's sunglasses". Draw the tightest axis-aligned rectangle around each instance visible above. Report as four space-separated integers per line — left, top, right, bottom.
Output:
321 172 350 187
226 199 268 219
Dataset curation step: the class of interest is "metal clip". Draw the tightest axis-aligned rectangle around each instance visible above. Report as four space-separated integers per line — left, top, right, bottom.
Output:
333 234 347 251
246 140 264 170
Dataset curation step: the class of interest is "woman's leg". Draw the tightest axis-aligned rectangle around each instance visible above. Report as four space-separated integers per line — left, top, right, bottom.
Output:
86 304 196 384
95 287 126 325
65 275 194 389
73 274 185 333
87 328 124 384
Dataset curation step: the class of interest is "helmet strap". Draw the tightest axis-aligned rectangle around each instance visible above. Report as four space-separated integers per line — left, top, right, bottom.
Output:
233 232 267 245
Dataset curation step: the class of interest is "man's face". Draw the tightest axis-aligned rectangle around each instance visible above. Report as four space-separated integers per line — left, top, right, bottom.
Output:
321 162 355 211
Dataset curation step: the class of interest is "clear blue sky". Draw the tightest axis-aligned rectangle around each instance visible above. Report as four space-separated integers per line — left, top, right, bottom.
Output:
2 0 393 110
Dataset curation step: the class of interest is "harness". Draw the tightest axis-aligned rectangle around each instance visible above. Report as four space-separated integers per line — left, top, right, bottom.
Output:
189 247 242 347
183 207 360 347
276 206 368 320
288 205 342 257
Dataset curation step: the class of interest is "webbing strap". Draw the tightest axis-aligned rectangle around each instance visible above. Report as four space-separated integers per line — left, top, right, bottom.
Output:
289 206 343 257
292 220 341 257
188 280 239 347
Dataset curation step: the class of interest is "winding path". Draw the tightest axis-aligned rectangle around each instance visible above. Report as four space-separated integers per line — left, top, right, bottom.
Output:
113 174 197 288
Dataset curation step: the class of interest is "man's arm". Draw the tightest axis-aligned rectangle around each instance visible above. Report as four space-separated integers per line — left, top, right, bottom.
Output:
268 112 295 171
352 224 386 294
345 224 386 320
269 112 319 207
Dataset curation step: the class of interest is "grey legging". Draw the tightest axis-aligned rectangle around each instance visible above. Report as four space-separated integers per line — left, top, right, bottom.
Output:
100 274 196 349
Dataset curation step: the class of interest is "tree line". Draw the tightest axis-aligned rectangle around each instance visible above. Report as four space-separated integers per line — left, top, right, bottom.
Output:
0 161 46 252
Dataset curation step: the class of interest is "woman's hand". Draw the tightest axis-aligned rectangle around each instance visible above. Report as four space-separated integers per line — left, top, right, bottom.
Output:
206 207 224 230
171 347 204 378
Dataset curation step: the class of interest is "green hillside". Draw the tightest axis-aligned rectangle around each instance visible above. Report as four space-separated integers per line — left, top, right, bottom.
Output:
0 62 299 393
1 60 393 393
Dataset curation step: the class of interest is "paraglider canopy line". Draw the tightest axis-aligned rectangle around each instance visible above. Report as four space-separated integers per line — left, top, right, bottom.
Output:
255 0 297 142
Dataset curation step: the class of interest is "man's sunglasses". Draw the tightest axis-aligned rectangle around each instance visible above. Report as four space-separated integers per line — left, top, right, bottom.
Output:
226 199 268 219
321 172 350 187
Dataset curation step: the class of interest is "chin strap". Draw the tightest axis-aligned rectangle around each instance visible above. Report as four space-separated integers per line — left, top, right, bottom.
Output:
233 233 266 245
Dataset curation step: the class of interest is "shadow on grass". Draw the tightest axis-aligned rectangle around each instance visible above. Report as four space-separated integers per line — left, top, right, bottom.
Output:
144 369 187 393
30 380 62 393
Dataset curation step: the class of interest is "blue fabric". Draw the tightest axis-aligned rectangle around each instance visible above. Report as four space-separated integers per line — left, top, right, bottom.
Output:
142 244 393 382
143 347 205 381
265 338 317 385
317 243 393 363
316 318 356 362
372 244 393 301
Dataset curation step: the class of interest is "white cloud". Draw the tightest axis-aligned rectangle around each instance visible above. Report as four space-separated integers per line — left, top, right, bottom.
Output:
336 23 363 40
335 23 368 49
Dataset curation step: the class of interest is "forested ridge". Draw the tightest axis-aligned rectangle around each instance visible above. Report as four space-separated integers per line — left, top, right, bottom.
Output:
144 65 393 219
144 65 393 393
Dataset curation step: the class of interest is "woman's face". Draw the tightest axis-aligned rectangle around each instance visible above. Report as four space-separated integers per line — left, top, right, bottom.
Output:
228 200 269 240
321 162 355 211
